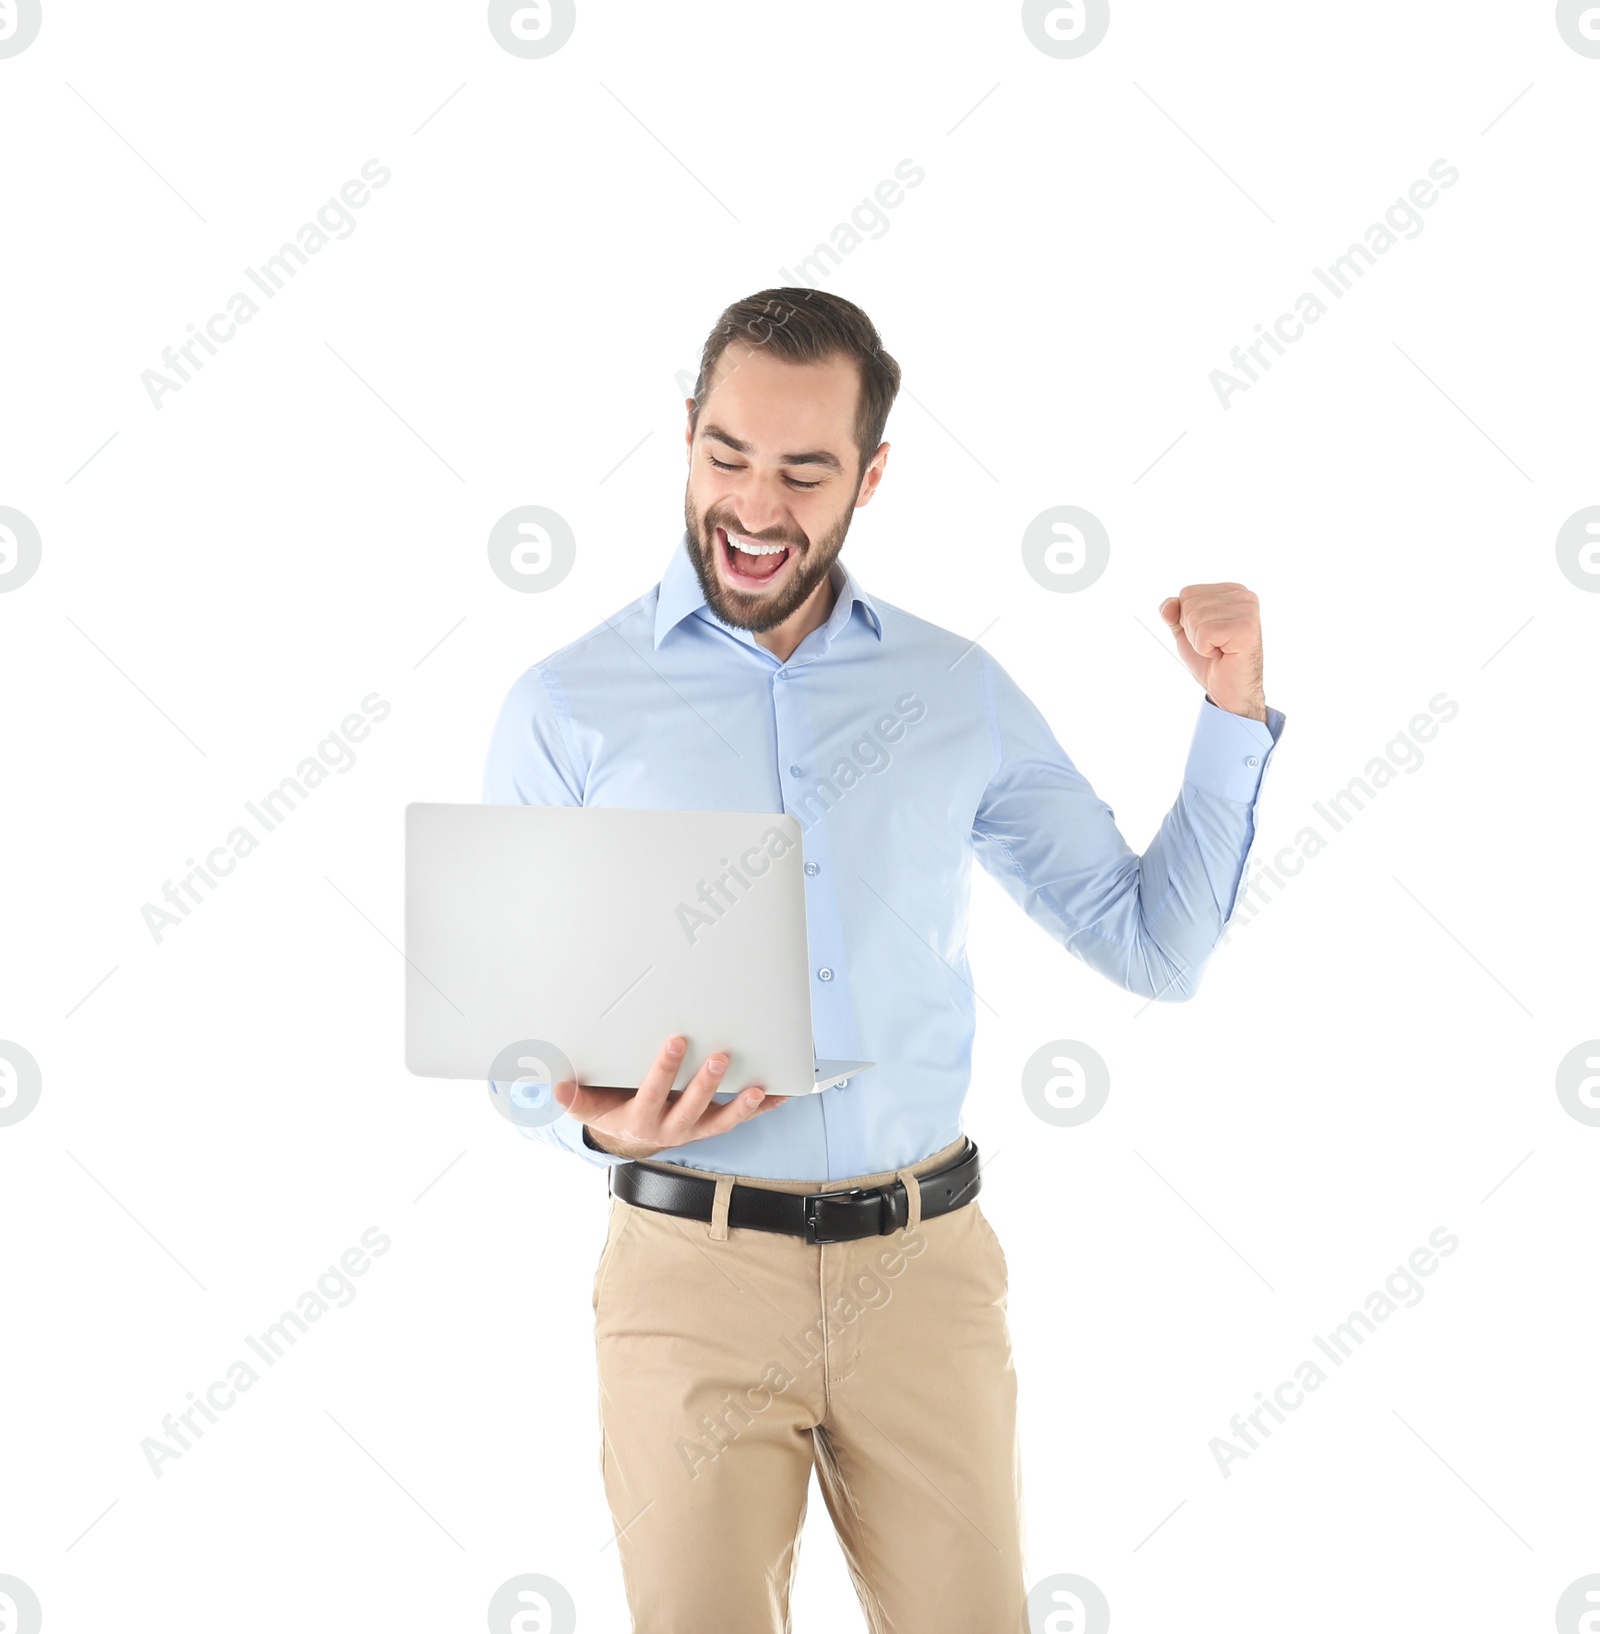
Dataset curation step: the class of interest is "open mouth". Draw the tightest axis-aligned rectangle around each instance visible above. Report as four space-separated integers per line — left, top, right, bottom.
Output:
715 524 795 590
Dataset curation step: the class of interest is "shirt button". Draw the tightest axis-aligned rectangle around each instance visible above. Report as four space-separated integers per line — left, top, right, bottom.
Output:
1246 755 1260 768
817 966 834 982
804 862 819 876
789 764 802 778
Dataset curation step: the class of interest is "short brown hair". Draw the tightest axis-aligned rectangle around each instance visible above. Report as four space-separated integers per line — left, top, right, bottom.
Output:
689 288 902 481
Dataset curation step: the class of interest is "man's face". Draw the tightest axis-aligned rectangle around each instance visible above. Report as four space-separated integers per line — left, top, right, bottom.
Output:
683 341 886 633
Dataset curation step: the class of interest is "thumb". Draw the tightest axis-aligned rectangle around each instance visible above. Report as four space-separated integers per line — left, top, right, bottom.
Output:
1159 598 1203 672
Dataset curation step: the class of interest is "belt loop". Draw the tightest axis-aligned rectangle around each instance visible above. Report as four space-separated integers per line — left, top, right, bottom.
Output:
708 1175 735 1242
894 1168 922 1235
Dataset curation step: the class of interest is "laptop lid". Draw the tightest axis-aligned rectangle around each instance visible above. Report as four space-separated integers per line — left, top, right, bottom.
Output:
405 803 860 1098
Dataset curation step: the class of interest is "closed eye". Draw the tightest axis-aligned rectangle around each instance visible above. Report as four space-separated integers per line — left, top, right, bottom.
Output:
708 455 822 490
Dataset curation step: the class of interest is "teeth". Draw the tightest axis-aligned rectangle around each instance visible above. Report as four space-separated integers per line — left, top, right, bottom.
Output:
724 529 787 557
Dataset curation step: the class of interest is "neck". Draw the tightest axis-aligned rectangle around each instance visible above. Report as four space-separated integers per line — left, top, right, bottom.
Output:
751 567 839 662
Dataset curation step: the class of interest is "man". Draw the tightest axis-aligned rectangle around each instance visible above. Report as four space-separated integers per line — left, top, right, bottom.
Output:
483 289 1284 1632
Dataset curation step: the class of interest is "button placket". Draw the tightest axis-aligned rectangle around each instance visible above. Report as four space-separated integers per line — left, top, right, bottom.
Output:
770 665 863 1108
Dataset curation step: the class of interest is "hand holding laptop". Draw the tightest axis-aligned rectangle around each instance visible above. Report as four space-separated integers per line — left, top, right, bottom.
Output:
564 1033 788 1160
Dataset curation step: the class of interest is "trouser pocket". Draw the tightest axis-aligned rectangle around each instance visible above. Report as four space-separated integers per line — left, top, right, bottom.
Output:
592 1197 634 1316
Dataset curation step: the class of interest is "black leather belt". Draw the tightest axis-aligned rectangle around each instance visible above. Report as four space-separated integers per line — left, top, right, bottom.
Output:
609 1138 981 1245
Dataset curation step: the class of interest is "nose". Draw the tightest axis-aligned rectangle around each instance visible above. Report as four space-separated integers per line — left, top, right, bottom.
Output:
725 493 793 540
721 469 800 535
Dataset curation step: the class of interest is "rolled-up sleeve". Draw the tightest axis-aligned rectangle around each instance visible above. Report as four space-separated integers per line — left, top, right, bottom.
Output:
482 666 624 1168
971 653 1285 1002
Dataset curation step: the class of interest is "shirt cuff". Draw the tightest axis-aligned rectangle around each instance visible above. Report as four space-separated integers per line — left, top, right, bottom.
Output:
491 1076 627 1169
527 1111 627 1168
1183 697 1285 803
513 1115 627 1167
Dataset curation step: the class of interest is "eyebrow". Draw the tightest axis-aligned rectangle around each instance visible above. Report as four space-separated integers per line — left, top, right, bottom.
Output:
702 423 845 473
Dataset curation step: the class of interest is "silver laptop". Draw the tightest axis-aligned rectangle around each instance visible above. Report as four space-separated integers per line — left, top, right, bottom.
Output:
404 803 872 1098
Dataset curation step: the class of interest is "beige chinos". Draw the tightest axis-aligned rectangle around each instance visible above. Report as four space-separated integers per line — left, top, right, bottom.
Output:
591 1133 1028 1631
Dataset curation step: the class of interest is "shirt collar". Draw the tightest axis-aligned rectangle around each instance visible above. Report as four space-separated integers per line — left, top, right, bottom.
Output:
653 530 883 652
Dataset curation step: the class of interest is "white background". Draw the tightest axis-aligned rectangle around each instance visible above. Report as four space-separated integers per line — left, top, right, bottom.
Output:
2 2 1596 1630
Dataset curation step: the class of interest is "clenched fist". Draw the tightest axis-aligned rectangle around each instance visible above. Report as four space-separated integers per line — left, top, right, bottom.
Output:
1158 583 1267 723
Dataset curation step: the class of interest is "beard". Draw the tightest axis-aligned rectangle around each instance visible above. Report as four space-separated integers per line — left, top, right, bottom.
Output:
682 485 857 633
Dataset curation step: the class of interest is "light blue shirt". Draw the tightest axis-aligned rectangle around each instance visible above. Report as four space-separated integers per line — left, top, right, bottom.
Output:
482 533 1285 1180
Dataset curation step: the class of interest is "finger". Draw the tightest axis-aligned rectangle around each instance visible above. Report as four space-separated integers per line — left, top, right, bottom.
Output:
1157 595 1181 626
634 1035 688 1115
1189 612 1256 656
1185 617 1219 655
1181 588 1257 634
1182 603 1233 655
695 1083 781 1138
1165 611 1201 663
662 1051 730 1132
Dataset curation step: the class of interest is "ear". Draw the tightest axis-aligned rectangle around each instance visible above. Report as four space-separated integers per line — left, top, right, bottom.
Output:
684 404 696 462
855 442 890 508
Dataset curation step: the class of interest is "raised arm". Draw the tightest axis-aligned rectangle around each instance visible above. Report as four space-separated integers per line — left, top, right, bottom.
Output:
971 586 1284 1002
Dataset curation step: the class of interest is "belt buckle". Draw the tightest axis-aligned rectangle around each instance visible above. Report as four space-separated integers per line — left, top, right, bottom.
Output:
802 1185 888 1245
